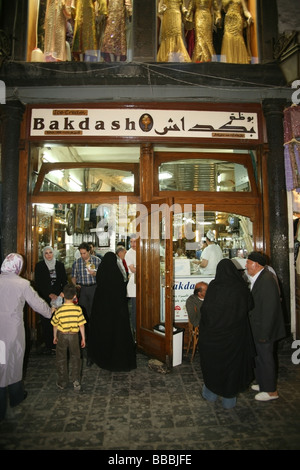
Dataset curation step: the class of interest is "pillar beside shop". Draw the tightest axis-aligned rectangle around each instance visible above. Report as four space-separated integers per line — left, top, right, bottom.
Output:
0 100 25 257
263 98 291 331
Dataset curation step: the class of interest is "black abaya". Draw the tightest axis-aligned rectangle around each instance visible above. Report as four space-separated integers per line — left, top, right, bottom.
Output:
198 259 255 398
88 251 136 372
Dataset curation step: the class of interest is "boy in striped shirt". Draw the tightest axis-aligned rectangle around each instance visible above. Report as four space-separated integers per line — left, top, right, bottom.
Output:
51 284 86 391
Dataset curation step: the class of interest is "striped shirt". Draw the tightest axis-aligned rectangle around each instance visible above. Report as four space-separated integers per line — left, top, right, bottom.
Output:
51 304 86 333
71 255 101 286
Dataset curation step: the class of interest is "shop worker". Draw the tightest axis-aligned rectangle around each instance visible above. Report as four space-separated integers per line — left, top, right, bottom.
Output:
246 251 286 402
199 230 223 276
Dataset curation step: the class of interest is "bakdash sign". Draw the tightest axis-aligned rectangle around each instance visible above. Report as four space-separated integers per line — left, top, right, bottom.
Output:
30 108 260 140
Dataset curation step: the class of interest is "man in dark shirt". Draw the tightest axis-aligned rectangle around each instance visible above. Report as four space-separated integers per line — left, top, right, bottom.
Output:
186 282 208 328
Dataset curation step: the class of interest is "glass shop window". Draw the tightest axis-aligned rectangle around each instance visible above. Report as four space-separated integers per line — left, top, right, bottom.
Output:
32 201 137 272
27 0 258 64
158 0 258 65
37 167 136 193
30 144 140 194
27 0 134 63
158 158 251 192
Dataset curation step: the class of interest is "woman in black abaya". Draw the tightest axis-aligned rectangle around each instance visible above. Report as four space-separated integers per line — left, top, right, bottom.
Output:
198 258 255 409
88 251 136 372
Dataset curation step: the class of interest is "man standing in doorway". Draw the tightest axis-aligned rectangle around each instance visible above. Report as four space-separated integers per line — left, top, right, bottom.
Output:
246 251 286 402
125 234 136 337
199 230 223 276
72 242 101 319
72 242 101 366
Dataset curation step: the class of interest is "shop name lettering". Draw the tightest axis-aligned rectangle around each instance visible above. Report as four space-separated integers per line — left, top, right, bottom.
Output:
33 117 133 131
31 111 257 137
173 281 195 290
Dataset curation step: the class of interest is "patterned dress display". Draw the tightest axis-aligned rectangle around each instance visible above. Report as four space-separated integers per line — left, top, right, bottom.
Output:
187 0 221 62
157 0 191 63
72 0 97 58
221 0 252 64
101 0 132 62
44 0 72 61
94 0 108 50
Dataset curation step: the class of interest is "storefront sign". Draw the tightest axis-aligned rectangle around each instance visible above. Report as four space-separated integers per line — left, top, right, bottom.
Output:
30 108 259 140
161 276 213 322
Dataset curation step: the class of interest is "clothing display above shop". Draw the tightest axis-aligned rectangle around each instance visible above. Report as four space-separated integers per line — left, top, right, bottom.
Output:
157 0 192 62
187 0 222 63
220 0 253 64
28 0 258 64
44 0 72 61
101 0 132 62
72 0 98 59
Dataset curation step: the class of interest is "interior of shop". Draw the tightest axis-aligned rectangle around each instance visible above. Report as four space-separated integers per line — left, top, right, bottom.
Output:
28 138 259 357
31 144 254 276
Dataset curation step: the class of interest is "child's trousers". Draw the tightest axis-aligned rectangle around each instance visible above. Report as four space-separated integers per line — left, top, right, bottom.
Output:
56 331 81 387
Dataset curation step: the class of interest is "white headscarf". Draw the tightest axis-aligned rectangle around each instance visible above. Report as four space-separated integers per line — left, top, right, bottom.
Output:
43 246 56 271
1 253 24 275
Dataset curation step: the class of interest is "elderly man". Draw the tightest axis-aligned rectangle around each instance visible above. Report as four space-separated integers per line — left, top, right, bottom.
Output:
185 281 208 328
116 245 128 282
246 251 286 402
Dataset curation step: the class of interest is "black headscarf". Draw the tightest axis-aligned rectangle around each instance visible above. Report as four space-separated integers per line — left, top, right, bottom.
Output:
88 251 136 372
199 259 255 398
96 251 125 295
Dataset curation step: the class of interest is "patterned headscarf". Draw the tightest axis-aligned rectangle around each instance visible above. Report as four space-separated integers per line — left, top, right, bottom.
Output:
43 246 56 271
1 253 24 275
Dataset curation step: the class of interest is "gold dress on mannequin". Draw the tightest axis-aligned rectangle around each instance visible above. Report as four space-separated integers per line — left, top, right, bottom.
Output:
101 0 132 62
44 0 72 61
72 0 97 59
187 0 221 62
221 0 252 64
157 0 191 63
94 0 108 50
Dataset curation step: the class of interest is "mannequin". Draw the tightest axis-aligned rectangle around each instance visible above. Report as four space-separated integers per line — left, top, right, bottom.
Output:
94 0 108 51
157 0 191 62
72 0 98 61
221 0 253 64
44 0 72 61
101 0 132 62
187 0 221 62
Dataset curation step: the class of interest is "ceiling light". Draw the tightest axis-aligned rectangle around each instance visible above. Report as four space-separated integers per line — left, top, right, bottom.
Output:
123 176 134 185
159 172 172 180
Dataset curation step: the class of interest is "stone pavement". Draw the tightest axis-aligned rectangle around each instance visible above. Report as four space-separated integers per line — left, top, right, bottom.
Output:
0 340 300 452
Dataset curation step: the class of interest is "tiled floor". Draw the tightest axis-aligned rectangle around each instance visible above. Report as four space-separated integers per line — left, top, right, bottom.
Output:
1 340 300 451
